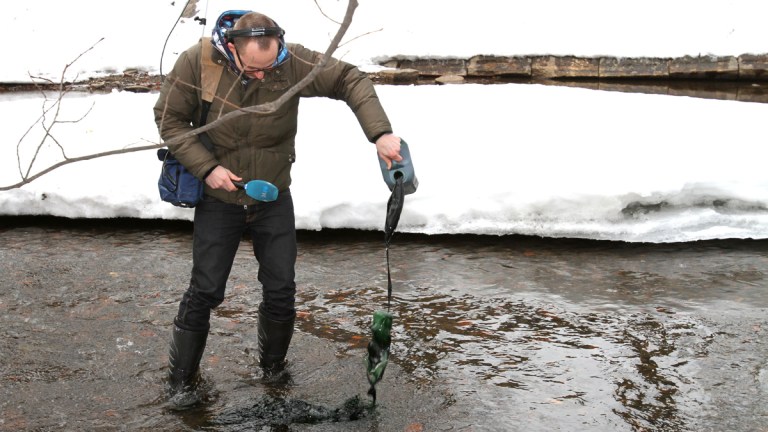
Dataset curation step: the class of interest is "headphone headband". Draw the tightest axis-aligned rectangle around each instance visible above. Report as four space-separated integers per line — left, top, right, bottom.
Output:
214 11 291 73
225 27 285 40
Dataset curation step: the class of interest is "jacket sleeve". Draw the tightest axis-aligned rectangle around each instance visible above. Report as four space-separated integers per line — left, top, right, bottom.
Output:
153 42 219 179
293 45 393 143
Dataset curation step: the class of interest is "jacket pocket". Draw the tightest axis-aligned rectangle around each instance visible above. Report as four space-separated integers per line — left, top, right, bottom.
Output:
252 148 295 190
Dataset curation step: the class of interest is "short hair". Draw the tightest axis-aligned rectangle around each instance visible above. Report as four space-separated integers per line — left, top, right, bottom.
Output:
231 12 279 52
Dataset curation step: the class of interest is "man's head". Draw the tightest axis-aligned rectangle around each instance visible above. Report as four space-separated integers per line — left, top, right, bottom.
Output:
226 12 285 79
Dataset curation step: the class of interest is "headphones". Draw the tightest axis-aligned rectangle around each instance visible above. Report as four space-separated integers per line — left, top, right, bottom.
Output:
225 27 284 39
215 10 289 69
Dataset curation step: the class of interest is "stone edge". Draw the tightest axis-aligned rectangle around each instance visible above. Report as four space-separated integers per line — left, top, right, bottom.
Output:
375 54 768 83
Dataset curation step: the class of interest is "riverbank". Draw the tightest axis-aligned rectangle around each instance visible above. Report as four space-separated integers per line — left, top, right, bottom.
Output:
377 53 768 81
2 53 766 104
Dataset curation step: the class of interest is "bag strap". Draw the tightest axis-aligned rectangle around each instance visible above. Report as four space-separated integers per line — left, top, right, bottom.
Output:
200 37 225 104
199 37 224 152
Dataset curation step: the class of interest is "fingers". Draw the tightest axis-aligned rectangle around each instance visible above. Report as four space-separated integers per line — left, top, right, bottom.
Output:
222 172 243 192
379 153 393 170
376 134 403 169
223 180 238 192
228 173 243 191
205 166 242 192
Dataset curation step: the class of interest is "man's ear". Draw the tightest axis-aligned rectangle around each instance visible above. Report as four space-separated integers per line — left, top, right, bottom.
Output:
227 42 236 53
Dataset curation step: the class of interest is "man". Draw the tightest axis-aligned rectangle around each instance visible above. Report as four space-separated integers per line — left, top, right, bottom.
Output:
154 10 403 406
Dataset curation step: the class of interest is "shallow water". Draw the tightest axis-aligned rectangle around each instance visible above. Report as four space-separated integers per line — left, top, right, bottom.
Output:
1 217 767 431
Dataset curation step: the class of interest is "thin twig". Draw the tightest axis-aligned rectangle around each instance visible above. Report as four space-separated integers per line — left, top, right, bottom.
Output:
3 2 360 191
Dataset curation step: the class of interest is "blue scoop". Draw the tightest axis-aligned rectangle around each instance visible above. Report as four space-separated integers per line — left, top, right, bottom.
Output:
233 180 279 202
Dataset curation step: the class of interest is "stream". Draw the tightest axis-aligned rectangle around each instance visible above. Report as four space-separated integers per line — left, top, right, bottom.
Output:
1 217 767 431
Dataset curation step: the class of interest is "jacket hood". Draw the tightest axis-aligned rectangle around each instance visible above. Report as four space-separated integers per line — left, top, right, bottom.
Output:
211 10 251 75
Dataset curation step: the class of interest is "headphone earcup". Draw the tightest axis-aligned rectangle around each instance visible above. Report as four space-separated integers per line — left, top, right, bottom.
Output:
276 40 289 64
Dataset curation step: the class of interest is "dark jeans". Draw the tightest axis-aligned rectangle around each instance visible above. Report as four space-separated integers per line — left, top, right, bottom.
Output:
174 190 297 332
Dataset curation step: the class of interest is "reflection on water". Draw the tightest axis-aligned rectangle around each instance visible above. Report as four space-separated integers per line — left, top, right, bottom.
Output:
458 77 768 104
0 218 767 431
295 231 768 431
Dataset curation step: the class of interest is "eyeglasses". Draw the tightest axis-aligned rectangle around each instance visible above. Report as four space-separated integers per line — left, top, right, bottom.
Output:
234 47 280 76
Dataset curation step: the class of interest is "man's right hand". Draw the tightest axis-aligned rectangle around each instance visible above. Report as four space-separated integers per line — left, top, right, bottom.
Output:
204 166 242 192
375 133 403 170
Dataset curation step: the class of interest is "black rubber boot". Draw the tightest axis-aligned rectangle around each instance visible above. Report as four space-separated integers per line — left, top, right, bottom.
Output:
167 324 208 408
257 311 295 374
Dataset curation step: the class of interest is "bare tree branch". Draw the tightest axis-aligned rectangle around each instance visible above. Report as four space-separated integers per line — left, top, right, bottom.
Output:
311 0 381 55
180 0 359 139
2 143 164 190
314 0 342 25
1 1 359 192
338 27 383 50
14 39 102 182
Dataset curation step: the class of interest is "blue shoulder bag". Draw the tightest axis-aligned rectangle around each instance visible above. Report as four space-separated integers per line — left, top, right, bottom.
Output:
157 101 214 208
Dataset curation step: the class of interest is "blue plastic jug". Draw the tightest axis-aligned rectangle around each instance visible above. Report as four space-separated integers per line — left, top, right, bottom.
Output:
378 139 418 195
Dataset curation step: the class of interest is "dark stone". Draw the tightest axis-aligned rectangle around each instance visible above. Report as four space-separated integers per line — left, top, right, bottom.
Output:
467 55 531 77
739 54 768 81
669 55 739 80
377 68 420 84
531 56 600 79
123 85 152 93
600 57 670 79
435 75 465 85
396 58 467 76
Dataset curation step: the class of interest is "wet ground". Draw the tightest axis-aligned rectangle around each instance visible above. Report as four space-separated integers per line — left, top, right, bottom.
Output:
1 216 767 431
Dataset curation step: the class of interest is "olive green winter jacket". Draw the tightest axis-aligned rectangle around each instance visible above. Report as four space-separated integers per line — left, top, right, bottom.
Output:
153 38 392 205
